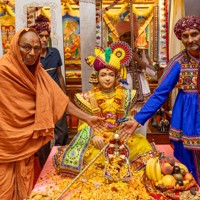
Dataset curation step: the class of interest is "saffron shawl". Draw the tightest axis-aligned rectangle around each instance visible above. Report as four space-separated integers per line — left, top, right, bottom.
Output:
0 28 69 162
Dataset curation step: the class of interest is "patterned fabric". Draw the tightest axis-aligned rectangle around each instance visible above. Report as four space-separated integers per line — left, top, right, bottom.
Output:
53 126 92 176
174 16 200 40
53 87 153 177
177 51 198 92
135 49 200 183
197 64 200 104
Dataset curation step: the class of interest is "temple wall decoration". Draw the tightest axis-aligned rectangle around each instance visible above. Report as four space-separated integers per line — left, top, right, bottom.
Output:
0 1 15 54
158 0 168 68
63 9 82 82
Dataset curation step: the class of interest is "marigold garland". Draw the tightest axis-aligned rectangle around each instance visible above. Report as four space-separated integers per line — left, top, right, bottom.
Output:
93 85 124 131
61 1 79 18
104 2 129 22
103 2 154 42
0 3 15 17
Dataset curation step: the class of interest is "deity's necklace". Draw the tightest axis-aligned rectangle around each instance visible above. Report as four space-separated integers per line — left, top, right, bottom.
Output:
93 85 124 130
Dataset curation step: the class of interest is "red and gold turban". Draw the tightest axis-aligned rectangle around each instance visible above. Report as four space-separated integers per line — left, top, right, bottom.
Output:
30 14 50 34
174 16 200 40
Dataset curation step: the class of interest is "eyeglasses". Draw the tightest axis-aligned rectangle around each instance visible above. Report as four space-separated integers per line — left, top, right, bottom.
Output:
19 44 41 53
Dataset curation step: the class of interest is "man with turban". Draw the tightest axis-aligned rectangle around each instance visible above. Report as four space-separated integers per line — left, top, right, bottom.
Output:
0 28 103 200
120 16 200 184
31 15 68 168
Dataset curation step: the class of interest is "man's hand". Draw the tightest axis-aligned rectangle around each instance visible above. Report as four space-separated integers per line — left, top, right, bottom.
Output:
92 135 105 149
119 119 139 142
86 115 105 129
132 50 146 70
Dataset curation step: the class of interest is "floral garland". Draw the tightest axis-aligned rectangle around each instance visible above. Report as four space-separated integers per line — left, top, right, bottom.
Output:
93 85 124 130
164 0 169 63
104 139 131 182
103 3 154 42
104 1 129 22
0 3 15 17
132 4 154 19
61 1 79 18
105 2 154 22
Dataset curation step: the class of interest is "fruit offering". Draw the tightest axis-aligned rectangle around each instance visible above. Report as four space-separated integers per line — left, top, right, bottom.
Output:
145 155 196 189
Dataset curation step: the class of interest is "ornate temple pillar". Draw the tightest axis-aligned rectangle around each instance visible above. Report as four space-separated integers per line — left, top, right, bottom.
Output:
79 0 96 92
15 0 65 79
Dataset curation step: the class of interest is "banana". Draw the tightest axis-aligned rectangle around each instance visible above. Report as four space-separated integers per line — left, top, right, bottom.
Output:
150 157 158 182
146 157 158 182
146 158 153 180
155 159 162 181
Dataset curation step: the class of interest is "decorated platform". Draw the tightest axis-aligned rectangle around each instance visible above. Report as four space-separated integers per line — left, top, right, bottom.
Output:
28 145 200 200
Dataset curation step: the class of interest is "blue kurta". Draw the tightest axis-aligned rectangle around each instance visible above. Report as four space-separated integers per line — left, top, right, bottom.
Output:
134 49 200 183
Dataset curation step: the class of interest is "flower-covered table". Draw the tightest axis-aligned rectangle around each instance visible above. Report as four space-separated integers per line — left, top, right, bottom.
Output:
32 145 175 199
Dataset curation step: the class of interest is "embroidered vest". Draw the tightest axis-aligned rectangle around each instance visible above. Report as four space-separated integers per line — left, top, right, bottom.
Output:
178 51 199 93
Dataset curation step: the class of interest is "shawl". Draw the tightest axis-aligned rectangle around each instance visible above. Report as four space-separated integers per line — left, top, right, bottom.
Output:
0 28 69 162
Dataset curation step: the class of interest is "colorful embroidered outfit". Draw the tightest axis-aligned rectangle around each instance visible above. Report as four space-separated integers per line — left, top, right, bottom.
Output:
53 42 152 176
53 85 152 176
135 49 200 183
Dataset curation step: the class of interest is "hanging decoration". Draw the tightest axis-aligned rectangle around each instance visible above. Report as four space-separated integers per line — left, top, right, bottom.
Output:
158 0 168 68
0 1 15 54
102 1 154 45
68 0 121 11
164 0 169 63
61 0 79 18
153 3 159 62
104 2 129 22
0 2 15 17
132 3 154 18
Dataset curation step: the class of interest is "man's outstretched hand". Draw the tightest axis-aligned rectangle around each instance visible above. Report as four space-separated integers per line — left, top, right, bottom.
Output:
119 119 139 142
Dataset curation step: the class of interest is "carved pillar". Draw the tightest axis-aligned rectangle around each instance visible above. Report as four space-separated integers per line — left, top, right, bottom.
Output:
79 0 96 92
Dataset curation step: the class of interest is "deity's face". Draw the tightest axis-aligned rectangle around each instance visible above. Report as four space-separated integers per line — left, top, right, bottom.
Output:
38 30 50 49
19 31 41 67
181 29 200 57
98 68 116 91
